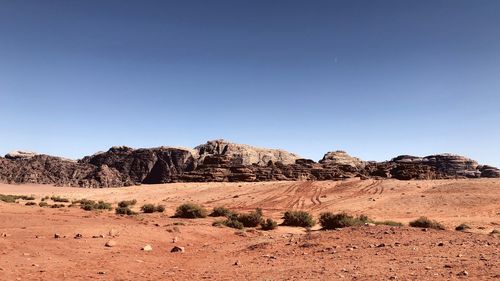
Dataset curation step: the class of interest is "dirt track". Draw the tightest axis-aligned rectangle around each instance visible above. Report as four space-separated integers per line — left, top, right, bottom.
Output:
0 179 499 280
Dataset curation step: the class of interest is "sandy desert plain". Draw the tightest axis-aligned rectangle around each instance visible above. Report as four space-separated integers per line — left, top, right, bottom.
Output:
0 178 499 280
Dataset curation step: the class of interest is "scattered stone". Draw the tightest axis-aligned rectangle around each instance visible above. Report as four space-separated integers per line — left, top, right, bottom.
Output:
54 234 61 239
142 245 152 251
105 240 117 247
1 233 8 238
457 270 469 276
172 236 178 243
108 229 119 237
74 233 83 239
377 243 386 248
234 260 241 266
262 254 277 259
171 246 185 253
97 271 106 275
437 242 444 246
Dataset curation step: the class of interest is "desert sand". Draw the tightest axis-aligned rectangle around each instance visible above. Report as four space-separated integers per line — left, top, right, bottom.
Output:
0 179 499 280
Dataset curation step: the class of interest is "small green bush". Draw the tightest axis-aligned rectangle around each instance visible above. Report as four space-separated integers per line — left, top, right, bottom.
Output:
51 204 66 208
212 220 225 227
0 194 17 203
95 201 113 210
174 203 207 218
209 206 234 217
319 212 368 229
261 218 278 230
115 206 136 215
0 194 35 203
141 204 156 213
38 201 49 207
238 209 264 227
409 217 445 230
77 199 112 211
81 203 94 211
374 220 404 227
455 223 471 231
118 199 137 208
50 196 70 203
141 203 165 213
223 218 245 229
282 210 316 227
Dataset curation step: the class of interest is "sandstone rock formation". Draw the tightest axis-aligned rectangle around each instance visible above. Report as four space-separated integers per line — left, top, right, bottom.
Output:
0 154 125 187
320 150 365 168
194 139 300 166
5 150 39 160
1 140 498 187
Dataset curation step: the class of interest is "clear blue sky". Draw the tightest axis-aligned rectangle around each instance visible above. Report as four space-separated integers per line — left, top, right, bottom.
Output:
1 0 499 166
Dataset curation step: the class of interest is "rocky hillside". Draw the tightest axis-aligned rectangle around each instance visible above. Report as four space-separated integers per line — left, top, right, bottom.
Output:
1 141 498 187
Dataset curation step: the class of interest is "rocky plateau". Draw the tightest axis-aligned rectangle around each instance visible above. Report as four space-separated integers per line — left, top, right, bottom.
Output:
0 139 498 187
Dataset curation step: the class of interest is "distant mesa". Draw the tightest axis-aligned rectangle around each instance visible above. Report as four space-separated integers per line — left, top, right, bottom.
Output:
1 140 498 187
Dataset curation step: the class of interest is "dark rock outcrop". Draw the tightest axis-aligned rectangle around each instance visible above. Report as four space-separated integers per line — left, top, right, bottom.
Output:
1 141 498 187
479 165 500 178
0 154 125 187
80 146 197 184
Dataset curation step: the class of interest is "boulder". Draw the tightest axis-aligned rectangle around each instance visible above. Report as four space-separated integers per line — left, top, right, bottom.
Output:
170 246 185 253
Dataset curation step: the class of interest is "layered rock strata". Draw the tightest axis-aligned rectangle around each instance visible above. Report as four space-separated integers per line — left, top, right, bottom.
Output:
1 140 498 187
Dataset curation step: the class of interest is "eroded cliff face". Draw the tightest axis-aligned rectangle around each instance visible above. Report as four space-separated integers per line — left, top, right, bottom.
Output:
1 140 498 187
194 139 301 166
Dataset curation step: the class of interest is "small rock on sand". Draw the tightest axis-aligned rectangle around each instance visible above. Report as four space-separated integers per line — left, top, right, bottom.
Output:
171 246 185 253
105 240 117 247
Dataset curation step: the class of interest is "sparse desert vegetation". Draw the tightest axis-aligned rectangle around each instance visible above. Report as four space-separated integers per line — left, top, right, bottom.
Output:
455 223 471 231
141 203 165 213
0 194 35 203
409 216 446 230
209 206 234 217
236 208 264 227
50 195 70 203
260 218 278 230
75 199 113 211
319 212 368 229
174 203 207 218
282 210 316 227
0 179 499 280
118 199 137 208
115 206 137 215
